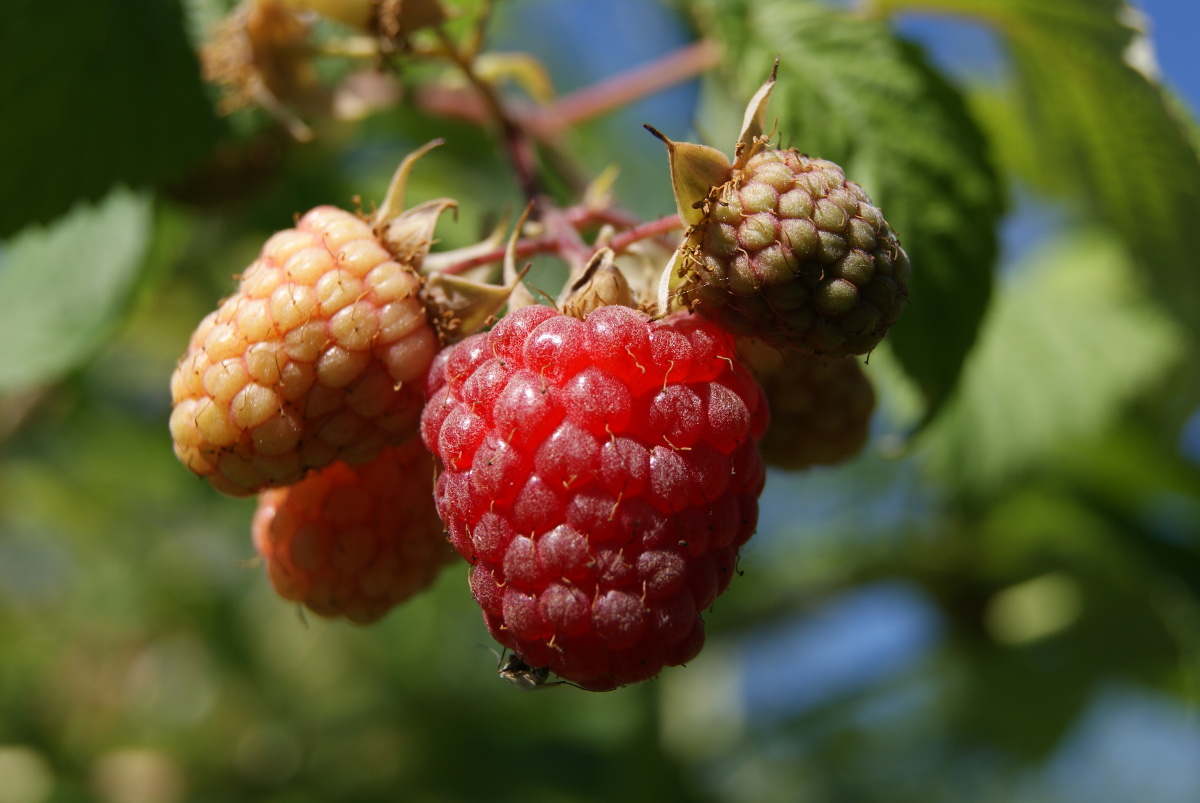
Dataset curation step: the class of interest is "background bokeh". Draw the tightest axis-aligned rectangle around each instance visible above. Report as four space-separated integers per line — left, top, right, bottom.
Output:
2 0 1199 801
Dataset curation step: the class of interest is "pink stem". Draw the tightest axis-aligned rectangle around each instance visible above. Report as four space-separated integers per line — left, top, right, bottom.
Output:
413 39 722 141
607 214 684 252
540 39 721 135
436 212 684 276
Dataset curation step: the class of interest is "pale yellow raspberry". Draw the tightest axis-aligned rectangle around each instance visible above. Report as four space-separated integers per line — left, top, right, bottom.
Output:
170 205 441 496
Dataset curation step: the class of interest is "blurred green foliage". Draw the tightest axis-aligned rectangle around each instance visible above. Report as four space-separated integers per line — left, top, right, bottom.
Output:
2 0 1199 801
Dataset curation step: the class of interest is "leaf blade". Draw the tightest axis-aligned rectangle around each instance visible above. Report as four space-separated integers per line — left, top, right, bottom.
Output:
874 0 1200 342
0 189 153 391
917 231 1183 496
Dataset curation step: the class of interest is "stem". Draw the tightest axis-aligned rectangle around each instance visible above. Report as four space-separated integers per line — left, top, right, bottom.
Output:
538 39 721 135
436 211 683 276
434 27 542 202
414 39 722 143
440 234 560 276
607 214 683 253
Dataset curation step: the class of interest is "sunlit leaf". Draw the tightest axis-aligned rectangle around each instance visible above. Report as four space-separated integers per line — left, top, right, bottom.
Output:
0 189 153 391
0 0 221 237
697 0 1004 413
918 232 1183 495
874 0 1200 345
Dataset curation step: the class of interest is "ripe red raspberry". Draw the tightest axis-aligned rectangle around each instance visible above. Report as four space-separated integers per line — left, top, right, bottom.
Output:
170 203 443 496
421 304 769 690
740 341 875 470
251 437 455 623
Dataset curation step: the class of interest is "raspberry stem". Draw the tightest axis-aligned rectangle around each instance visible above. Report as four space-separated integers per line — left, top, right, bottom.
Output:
434 210 683 277
607 214 684 253
538 40 721 136
433 26 542 201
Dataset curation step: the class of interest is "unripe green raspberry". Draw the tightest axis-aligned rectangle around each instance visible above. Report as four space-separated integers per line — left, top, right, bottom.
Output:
170 204 443 496
681 148 909 356
740 339 875 470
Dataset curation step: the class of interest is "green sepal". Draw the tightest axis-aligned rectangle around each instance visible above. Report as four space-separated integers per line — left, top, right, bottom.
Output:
644 126 733 226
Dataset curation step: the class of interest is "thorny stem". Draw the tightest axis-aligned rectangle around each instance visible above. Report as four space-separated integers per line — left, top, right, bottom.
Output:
436 210 683 276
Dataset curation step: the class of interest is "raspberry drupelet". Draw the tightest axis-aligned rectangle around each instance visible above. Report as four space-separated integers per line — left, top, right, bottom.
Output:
421 303 769 690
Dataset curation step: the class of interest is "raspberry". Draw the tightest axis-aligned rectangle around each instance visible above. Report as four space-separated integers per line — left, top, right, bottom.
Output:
421 304 769 690
740 341 875 470
251 438 455 623
170 201 443 497
649 67 909 357
680 148 909 356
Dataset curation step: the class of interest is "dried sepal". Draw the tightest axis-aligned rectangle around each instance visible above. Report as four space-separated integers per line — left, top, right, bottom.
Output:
615 237 678 315
423 266 530 343
380 198 457 267
376 0 450 46
374 139 444 227
423 204 534 342
502 203 538 311
561 248 634 318
201 0 326 140
733 59 778 169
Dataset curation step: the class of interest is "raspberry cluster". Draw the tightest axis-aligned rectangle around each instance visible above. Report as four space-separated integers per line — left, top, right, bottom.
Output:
741 343 876 471
421 304 769 690
168 69 894 688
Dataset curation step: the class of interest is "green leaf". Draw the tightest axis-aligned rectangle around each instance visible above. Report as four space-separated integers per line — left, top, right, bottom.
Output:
0 0 222 237
696 0 1004 412
917 232 1183 496
0 189 153 392
873 0 1200 346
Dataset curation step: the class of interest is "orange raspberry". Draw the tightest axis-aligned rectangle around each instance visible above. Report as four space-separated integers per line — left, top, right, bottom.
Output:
251 438 455 623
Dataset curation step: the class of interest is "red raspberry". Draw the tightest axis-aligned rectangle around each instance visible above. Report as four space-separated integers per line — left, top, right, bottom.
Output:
421 304 769 690
251 437 455 624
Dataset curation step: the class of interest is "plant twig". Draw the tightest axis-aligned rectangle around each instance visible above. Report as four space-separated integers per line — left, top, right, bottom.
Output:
434 26 542 202
607 214 683 253
536 39 721 136
435 209 683 276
